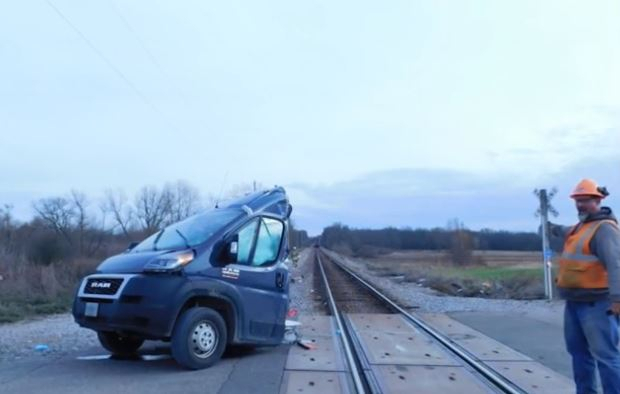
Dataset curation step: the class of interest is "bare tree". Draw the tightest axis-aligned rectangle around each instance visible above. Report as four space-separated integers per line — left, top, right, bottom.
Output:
33 193 107 257
164 180 202 224
33 197 76 246
70 190 89 255
0 204 14 253
0 204 12 228
81 204 108 257
447 218 474 266
134 186 172 232
102 189 135 239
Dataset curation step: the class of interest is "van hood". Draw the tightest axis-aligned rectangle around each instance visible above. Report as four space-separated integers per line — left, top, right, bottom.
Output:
96 250 172 274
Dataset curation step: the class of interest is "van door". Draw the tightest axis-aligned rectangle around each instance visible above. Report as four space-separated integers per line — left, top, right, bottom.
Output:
219 216 289 344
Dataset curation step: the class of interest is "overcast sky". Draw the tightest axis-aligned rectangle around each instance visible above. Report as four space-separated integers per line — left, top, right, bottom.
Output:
1 1 618 235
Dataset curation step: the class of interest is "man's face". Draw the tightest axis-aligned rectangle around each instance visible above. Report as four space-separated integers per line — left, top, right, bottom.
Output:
574 196 601 217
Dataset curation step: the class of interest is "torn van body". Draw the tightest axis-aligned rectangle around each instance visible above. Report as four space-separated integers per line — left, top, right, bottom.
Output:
72 187 292 369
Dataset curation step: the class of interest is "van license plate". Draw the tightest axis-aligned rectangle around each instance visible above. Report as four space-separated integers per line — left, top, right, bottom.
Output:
85 302 98 317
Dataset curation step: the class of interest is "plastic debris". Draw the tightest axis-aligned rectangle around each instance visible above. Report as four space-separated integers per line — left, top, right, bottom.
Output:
35 344 49 352
283 330 298 344
296 339 317 350
285 319 301 328
287 308 299 318
283 319 301 344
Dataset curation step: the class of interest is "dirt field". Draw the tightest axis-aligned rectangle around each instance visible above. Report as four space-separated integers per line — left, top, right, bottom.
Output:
364 250 552 299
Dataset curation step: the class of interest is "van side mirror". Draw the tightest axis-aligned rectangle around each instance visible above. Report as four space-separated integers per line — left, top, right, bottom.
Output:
227 234 239 263
229 241 238 255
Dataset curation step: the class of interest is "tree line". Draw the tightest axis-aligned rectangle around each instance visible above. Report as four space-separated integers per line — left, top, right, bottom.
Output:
319 221 542 259
0 180 542 268
0 181 308 266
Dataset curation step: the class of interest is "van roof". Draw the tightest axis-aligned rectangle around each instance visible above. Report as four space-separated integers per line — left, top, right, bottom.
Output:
221 186 291 219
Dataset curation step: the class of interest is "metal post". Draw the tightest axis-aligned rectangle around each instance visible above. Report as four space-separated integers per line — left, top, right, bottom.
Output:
539 189 553 300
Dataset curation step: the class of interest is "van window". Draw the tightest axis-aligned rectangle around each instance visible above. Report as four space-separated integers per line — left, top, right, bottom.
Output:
252 218 284 266
236 219 259 264
133 209 242 252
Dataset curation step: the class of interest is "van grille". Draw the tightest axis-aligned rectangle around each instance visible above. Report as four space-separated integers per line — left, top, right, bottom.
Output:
84 278 124 295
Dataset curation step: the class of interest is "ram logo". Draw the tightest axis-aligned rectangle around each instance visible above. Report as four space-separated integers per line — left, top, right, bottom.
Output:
90 281 112 289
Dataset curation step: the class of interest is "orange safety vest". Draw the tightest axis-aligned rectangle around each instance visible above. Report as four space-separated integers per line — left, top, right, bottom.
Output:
556 219 615 289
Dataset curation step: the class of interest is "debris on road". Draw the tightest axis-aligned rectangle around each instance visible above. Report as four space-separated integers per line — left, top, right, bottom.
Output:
283 319 301 344
296 340 317 350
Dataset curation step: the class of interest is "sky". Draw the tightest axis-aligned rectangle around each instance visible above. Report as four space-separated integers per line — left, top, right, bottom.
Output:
1 1 619 235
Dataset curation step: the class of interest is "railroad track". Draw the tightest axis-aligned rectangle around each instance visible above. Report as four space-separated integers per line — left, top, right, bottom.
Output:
313 248 569 394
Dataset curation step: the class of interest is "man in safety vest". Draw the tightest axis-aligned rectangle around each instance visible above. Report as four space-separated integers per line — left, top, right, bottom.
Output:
552 179 620 394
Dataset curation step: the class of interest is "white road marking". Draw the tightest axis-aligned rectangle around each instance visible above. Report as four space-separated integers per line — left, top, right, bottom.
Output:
77 354 171 361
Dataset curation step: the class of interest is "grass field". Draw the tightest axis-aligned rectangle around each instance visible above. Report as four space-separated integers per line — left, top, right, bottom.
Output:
365 250 553 299
0 256 98 323
0 297 72 323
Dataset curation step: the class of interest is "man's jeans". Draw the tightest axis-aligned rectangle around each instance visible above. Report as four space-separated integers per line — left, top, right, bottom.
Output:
565 300 620 394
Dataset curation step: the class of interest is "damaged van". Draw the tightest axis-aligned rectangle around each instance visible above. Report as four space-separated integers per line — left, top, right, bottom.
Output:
73 187 292 369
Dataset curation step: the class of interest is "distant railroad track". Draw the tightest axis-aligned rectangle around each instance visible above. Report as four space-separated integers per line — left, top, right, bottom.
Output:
315 248 531 394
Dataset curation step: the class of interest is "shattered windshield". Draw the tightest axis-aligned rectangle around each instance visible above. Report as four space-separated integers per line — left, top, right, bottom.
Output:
133 209 242 252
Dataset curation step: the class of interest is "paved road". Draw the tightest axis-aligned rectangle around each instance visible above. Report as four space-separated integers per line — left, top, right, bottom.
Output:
0 342 289 394
0 311 575 394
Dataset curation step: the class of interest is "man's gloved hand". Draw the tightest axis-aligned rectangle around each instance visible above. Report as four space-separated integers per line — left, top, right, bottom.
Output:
547 221 568 238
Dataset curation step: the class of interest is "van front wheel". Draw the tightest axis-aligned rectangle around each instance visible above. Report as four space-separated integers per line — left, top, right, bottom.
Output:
171 307 227 369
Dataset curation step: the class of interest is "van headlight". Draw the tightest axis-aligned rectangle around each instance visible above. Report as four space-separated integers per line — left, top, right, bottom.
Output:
144 250 195 272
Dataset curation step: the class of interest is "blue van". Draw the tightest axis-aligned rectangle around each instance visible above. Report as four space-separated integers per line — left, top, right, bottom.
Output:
73 187 292 369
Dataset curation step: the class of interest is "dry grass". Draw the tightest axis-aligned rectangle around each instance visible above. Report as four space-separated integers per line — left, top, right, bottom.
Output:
365 250 551 300
0 253 99 323
381 249 542 266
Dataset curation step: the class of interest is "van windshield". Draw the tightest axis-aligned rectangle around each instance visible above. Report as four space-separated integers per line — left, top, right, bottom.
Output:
133 209 243 252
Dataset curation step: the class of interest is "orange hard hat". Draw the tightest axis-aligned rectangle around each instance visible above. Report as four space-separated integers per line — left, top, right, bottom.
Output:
570 179 608 199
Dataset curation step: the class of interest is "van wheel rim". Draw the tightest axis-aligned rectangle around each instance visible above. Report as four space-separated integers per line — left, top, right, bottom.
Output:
191 321 217 358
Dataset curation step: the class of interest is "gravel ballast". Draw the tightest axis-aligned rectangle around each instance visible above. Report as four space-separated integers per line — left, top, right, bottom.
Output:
322 249 565 326
287 248 325 316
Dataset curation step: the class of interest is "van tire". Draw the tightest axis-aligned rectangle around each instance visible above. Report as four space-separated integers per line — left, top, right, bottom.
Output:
171 307 227 370
97 331 144 356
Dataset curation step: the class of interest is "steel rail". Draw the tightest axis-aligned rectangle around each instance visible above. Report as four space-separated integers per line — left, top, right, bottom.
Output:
320 249 526 394
316 251 367 394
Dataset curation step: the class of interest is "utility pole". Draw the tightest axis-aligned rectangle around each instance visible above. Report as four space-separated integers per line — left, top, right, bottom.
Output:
535 188 558 301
